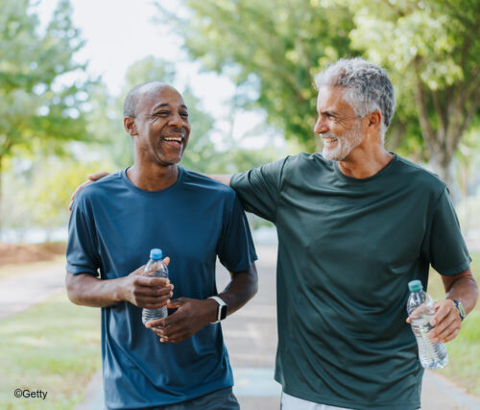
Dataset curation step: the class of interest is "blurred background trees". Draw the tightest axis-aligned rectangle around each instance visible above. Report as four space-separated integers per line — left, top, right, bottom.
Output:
0 0 93 231
157 0 480 189
1 0 479 241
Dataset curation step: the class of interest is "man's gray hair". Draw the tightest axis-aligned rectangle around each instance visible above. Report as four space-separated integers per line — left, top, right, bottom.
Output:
314 58 395 138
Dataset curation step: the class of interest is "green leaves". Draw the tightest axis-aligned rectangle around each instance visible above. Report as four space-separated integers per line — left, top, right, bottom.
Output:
0 0 92 162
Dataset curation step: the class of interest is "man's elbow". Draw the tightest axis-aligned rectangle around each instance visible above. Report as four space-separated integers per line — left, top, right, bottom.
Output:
248 264 259 299
65 272 84 305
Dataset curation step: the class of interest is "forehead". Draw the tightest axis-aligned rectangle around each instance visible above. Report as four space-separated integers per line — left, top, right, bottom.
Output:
138 86 185 114
316 86 354 114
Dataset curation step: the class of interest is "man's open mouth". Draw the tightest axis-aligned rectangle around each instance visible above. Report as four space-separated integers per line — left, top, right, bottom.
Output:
323 137 338 144
162 136 184 146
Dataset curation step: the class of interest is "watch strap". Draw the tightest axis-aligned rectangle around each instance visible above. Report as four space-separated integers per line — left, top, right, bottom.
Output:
453 300 466 321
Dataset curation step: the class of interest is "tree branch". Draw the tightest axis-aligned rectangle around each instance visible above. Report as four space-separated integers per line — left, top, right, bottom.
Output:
413 58 436 148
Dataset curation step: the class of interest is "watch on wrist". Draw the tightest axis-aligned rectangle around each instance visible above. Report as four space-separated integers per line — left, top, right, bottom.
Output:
453 300 466 321
208 296 227 323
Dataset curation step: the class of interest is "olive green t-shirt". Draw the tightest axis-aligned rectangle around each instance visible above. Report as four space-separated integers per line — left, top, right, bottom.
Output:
231 153 471 410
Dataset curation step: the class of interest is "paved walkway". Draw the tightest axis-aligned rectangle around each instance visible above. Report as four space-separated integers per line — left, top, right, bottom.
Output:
1 246 479 409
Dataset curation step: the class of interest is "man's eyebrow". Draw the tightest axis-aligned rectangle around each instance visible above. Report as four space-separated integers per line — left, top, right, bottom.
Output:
152 103 188 110
152 103 170 110
320 110 338 116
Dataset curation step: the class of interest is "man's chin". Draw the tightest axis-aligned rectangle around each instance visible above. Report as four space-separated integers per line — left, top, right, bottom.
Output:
323 149 343 162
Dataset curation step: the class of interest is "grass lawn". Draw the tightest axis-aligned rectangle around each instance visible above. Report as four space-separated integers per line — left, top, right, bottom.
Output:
0 292 101 409
426 251 480 396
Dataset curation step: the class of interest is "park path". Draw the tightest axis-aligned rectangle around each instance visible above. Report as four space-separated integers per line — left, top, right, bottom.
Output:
0 262 65 319
0 246 479 409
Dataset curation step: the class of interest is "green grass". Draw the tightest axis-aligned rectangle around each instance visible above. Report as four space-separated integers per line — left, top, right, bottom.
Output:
426 251 480 396
0 292 101 409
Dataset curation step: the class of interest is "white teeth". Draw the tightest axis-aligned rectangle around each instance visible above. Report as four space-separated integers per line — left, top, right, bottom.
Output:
164 137 182 142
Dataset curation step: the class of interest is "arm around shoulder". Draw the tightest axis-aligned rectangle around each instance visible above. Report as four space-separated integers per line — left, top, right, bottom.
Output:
207 174 232 186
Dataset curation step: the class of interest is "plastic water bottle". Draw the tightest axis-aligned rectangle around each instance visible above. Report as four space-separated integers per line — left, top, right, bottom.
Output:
142 248 169 325
407 280 448 370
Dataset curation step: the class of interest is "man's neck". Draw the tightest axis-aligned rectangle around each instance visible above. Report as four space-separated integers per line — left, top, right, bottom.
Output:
126 163 179 191
337 148 394 179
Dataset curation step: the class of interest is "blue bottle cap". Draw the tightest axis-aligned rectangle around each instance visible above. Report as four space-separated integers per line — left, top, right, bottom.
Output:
408 280 423 292
149 248 163 260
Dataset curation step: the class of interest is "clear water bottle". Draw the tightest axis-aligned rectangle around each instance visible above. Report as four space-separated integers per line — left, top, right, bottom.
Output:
407 280 448 370
142 248 169 325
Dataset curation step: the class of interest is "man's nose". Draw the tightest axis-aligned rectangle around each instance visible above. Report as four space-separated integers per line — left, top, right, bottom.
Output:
314 117 328 134
168 112 184 127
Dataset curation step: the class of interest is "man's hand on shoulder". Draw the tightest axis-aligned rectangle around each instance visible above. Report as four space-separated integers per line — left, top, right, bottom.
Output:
146 297 218 343
68 171 111 210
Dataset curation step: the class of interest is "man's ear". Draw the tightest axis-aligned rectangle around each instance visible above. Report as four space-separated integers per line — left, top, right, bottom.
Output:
366 109 382 133
124 117 137 137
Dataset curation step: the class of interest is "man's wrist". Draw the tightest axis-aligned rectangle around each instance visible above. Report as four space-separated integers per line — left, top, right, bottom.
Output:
205 298 219 323
452 299 466 321
208 296 228 323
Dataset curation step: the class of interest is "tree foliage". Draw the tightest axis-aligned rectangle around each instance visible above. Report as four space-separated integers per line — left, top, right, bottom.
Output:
156 0 480 187
156 0 354 153
349 0 480 186
0 0 94 229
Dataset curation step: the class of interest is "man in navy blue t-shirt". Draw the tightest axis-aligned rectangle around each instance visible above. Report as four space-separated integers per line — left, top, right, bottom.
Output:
66 82 258 409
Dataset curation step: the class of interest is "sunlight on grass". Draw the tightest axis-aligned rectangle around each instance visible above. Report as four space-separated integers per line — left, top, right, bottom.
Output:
427 252 480 396
0 292 101 409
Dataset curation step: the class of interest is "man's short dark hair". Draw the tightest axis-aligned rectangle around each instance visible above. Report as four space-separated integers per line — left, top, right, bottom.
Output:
123 81 168 118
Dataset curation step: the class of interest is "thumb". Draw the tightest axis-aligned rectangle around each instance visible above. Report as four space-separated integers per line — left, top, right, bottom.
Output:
167 297 186 309
163 256 171 266
131 264 146 276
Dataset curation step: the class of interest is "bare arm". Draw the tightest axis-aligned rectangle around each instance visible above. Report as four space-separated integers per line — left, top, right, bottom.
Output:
424 268 478 343
65 258 173 309
207 174 233 187
147 262 258 343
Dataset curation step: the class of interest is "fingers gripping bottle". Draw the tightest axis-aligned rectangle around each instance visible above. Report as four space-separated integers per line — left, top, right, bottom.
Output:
142 248 169 325
407 280 448 370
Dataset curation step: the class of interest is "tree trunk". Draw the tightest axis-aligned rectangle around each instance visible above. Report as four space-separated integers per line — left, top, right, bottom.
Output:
0 154 3 238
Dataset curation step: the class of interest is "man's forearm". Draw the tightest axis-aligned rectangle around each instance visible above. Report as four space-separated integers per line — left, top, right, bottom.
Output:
207 174 233 187
218 263 258 317
65 272 126 308
443 268 478 315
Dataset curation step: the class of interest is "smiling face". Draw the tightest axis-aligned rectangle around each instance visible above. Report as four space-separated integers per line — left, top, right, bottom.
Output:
314 86 365 162
126 84 191 167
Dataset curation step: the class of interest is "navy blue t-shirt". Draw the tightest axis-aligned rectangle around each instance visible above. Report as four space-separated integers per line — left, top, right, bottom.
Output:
66 167 257 409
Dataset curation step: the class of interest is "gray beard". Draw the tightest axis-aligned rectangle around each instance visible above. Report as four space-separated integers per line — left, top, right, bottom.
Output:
322 124 363 161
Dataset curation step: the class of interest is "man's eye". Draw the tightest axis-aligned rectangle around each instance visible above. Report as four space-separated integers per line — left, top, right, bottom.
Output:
180 112 189 118
156 111 170 117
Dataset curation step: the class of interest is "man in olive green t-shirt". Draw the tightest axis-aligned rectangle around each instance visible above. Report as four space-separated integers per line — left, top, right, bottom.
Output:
214 58 478 410
73 59 478 409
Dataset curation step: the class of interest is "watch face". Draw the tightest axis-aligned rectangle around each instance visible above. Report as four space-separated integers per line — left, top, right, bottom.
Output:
454 300 466 320
220 305 227 321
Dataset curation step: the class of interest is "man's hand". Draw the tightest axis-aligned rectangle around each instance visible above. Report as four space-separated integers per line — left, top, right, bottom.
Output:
428 300 462 343
145 297 217 343
68 171 110 210
406 299 461 343
120 258 173 309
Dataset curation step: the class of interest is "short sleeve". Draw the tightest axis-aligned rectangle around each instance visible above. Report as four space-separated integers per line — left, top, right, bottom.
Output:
422 188 471 275
66 199 101 276
216 193 258 273
230 156 289 222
